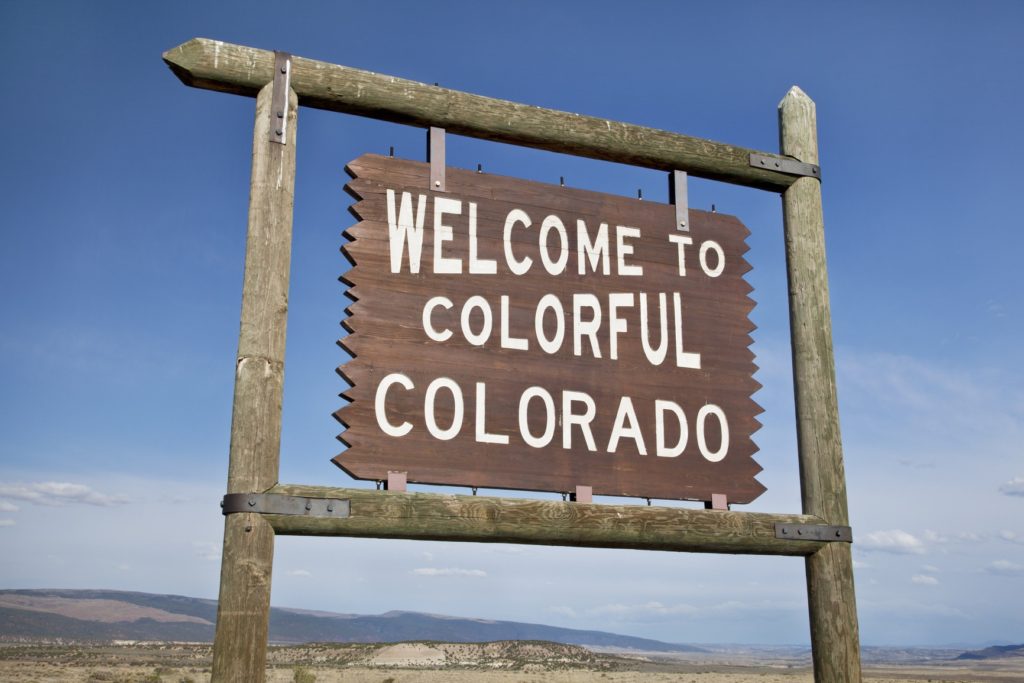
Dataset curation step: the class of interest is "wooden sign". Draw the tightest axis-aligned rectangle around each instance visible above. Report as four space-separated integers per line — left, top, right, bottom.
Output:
335 155 763 503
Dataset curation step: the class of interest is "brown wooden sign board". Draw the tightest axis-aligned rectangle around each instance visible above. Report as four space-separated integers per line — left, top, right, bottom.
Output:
335 155 764 503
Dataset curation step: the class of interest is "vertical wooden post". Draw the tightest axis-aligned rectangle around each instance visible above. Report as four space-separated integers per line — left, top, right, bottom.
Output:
211 82 298 683
779 86 862 682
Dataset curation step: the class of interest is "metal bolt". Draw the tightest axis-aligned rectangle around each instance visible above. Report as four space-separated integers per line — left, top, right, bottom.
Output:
248 498 256 507
797 529 803 535
245 525 252 533
434 180 441 187
327 503 335 512
836 530 842 538
782 527 789 535
275 129 283 136
281 66 287 74
305 501 312 511
679 220 687 228
277 111 284 119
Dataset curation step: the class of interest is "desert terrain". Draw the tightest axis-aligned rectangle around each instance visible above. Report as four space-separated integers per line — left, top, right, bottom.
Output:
2 640 1023 682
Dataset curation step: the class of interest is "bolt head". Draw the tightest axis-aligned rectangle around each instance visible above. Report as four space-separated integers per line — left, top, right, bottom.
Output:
434 180 441 187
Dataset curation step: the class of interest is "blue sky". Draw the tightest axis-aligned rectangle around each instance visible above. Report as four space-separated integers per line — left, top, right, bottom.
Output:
1 1 1022 647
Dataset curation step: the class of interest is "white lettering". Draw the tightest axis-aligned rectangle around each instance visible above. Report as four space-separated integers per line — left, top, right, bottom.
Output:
503 208 532 275
607 396 647 454
562 390 597 451
696 404 729 462
535 294 565 354
460 295 492 346
433 196 462 274
475 381 509 444
385 189 427 273
519 386 556 448
615 226 643 276
422 296 453 342
655 400 688 458
375 373 414 437
424 377 463 441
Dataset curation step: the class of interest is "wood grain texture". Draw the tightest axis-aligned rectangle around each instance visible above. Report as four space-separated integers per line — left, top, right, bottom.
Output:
270 484 829 556
212 83 297 683
336 155 763 503
779 86 862 682
163 38 801 192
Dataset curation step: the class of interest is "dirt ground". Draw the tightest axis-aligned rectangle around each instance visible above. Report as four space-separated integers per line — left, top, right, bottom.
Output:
1 641 1021 682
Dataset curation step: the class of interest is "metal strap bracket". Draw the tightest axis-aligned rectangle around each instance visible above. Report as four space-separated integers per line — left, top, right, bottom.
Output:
668 170 689 231
428 126 446 192
750 153 820 180
775 523 851 543
221 493 349 518
269 51 292 145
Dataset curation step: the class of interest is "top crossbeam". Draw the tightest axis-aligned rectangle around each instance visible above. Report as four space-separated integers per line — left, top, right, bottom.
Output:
164 38 805 192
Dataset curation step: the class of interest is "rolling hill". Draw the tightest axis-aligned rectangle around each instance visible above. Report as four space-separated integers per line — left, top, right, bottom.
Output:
0 589 701 652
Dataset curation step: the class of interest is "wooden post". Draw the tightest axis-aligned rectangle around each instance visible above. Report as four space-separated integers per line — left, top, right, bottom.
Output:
779 87 862 682
211 82 298 682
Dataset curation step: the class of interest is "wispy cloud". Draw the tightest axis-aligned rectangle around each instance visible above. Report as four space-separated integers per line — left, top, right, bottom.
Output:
911 574 939 586
0 519 14 527
588 601 699 618
287 569 312 577
0 501 18 512
0 482 128 507
999 477 1024 497
861 530 926 555
984 560 1024 576
412 567 487 578
998 530 1024 545
923 530 987 545
192 542 221 562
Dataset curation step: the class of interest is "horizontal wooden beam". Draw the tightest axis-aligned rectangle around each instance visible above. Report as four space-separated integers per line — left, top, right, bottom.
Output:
267 484 830 556
164 38 798 192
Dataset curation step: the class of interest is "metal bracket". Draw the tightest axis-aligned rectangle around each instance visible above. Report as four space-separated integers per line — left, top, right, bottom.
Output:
269 51 292 145
775 523 852 543
749 153 820 180
427 126 446 192
385 471 407 492
221 493 349 518
569 485 592 503
704 493 729 511
668 170 689 231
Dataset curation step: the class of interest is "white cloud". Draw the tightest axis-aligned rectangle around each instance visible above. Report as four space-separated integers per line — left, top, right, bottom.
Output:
0 501 19 512
193 542 221 562
287 569 312 577
998 530 1024 545
924 529 987 544
921 565 939 573
984 560 1024 576
587 601 699 618
0 519 14 527
412 567 487 578
911 574 939 586
853 560 871 569
0 482 128 507
860 529 926 554
999 477 1024 497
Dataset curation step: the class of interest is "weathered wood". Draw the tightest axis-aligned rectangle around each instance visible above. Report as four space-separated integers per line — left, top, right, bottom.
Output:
267 484 832 556
338 154 763 503
163 38 801 192
211 83 298 683
779 86 861 682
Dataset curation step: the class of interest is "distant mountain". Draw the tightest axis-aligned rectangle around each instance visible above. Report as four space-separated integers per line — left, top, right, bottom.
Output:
0 589 701 653
956 643 1024 660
